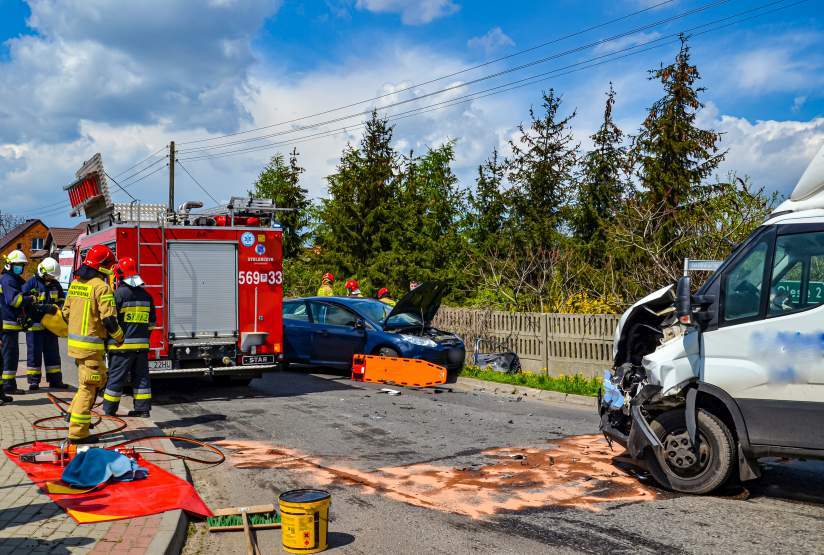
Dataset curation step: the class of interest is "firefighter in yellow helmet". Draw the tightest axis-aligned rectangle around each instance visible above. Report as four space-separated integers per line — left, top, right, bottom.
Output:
317 272 334 297
62 245 125 443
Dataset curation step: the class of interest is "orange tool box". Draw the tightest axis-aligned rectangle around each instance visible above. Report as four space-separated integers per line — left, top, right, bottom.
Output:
351 354 447 387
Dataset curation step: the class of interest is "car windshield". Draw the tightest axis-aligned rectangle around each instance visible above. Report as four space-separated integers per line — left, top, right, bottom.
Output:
349 300 392 324
345 299 423 328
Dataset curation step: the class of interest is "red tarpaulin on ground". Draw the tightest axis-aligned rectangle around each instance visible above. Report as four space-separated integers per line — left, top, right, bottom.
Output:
4 442 213 524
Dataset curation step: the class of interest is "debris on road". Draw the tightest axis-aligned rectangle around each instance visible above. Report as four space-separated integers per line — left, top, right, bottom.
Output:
380 388 401 396
215 434 658 519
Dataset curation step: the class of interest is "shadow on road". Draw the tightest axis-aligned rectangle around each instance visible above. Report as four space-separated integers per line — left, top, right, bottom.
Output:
152 370 360 406
744 458 824 505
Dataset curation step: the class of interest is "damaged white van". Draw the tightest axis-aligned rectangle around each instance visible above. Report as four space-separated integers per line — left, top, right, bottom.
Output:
601 145 824 494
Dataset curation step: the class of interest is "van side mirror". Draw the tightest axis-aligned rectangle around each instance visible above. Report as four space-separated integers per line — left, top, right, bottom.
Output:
676 276 692 325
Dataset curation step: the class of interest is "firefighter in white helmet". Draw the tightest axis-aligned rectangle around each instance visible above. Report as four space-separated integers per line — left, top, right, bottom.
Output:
1 250 37 398
22 257 67 390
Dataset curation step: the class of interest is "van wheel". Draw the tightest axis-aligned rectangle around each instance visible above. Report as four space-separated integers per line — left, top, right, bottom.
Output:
645 408 735 494
376 347 399 358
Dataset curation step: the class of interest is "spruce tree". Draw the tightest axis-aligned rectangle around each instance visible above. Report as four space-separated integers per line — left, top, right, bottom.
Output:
317 110 398 281
633 35 725 245
508 89 578 250
251 148 310 259
575 84 627 258
466 149 507 253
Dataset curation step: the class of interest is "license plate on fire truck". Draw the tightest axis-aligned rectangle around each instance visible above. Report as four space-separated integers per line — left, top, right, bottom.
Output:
149 359 172 370
242 354 275 365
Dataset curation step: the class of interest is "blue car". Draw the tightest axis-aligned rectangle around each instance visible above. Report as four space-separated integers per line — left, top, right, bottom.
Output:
282 282 465 374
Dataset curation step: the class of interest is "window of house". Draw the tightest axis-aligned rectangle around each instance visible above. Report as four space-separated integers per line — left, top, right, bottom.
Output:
31 237 44 250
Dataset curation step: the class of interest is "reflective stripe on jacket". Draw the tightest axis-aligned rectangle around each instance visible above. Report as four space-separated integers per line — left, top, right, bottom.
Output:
23 275 65 332
62 274 124 358
107 284 155 352
0 272 27 329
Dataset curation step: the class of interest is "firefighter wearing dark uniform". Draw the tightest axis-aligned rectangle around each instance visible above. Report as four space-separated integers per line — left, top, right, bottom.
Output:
1 250 36 396
22 257 67 390
63 245 124 443
103 257 155 418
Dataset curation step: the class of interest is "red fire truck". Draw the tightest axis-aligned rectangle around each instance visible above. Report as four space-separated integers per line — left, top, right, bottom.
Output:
65 154 284 382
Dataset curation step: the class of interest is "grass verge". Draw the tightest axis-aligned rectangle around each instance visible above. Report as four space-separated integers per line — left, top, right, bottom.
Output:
459 365 602 397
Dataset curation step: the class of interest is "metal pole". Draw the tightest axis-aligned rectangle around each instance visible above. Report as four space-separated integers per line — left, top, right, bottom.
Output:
168 141 176 214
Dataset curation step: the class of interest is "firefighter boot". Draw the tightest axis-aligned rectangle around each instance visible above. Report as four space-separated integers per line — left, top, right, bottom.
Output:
67 356 107 441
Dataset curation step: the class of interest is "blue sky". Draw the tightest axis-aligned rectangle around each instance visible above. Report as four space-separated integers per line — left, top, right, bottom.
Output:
0 0 821 227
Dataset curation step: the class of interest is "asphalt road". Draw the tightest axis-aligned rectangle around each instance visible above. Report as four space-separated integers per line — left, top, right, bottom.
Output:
145 370 824 555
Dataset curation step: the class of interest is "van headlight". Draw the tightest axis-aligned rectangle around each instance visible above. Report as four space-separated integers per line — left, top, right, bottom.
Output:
400 334 437 348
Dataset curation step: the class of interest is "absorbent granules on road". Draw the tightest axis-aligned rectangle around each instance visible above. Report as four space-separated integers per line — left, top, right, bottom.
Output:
216 434 657 519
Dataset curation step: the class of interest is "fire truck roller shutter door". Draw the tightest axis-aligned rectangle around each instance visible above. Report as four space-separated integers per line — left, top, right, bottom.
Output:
168 242 238 338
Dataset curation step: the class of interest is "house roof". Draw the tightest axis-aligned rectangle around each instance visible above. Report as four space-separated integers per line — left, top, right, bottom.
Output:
0 219 42 253
48 225 86 249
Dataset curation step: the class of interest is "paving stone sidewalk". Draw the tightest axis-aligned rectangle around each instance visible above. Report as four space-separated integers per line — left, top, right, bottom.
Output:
0 341 188 554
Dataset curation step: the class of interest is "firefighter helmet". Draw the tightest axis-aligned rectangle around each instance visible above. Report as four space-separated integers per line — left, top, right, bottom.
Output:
4 249 28 271
83 244 117 274
345 279 359 292
115 256 144 287
377 287 390 299
322 272 334 284
38 257 61 280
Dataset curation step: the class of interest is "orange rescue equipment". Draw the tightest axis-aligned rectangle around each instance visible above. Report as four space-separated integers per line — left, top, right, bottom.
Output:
351 354 446 387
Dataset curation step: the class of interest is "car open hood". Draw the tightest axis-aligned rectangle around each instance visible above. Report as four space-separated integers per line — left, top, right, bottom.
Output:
384 281 447 328
612 284 675 365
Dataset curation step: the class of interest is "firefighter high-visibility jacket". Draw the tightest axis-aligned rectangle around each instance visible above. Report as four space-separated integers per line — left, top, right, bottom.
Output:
107 283 155 351
317 284 334 297
62 267 125 358
379 297 396 307
22 275 65 331
0 271 30 331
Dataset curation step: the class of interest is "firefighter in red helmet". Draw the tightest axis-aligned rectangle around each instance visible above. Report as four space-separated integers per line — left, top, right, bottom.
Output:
377 287 396 307
317 272 334 297
62 245 125 443
102 257 156 418
345 279 362 298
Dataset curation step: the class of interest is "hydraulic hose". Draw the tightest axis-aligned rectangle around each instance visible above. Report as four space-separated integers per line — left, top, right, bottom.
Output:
6 393 224 466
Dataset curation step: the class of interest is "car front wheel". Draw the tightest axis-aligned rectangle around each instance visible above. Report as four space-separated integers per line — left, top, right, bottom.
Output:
645 408 735 494
376 347 399 358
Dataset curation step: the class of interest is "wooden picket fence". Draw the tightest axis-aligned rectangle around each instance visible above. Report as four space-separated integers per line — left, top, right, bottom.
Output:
433 307 620 377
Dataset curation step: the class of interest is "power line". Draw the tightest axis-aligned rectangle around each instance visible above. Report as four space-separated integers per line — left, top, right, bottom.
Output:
175 160 220 204
177 0 723 147
112 144 168 178
116 155 169 185
178 0 803 163
104 171 139 202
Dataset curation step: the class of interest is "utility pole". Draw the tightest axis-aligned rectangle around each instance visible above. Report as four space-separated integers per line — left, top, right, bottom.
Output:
168 140 176 214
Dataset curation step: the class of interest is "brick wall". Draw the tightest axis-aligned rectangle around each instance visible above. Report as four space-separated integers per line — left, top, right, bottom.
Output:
3 221 49 275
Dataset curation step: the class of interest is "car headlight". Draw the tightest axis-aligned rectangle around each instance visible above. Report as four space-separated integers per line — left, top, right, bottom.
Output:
400 334 437 348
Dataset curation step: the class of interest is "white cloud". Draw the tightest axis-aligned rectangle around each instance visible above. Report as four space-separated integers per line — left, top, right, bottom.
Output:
792 96 807 113
593 31 661 55
0 0 281 144
355 0 459 25
698 102 824 195
467 27 514 55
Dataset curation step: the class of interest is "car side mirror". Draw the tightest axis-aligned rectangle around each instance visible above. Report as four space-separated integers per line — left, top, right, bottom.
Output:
676 276 692 325
354 318 366 330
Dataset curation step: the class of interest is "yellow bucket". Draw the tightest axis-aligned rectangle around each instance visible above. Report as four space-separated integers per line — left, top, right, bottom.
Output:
279 489 331 554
